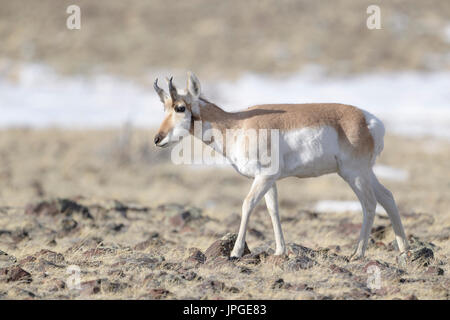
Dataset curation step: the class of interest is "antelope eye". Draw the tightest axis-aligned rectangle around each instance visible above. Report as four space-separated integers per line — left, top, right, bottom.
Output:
175 106 185 113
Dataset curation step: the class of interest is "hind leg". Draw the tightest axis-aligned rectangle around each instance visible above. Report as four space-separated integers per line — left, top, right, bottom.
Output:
339 169 377 260
370 171 409 252
264 183 286 255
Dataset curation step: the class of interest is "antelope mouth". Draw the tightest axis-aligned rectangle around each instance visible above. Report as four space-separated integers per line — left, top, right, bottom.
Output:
156 141 170 148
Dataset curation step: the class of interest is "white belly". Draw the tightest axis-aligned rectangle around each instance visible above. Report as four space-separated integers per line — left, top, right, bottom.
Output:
225 126 340 178
280 126 339 178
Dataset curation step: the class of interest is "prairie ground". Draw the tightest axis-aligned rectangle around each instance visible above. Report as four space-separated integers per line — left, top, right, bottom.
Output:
0 128 448 299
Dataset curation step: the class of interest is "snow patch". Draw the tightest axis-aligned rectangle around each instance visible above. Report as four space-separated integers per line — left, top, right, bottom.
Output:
314 200 387 216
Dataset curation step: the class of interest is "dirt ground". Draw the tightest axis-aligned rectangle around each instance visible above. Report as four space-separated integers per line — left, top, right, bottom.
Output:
0 128 448 299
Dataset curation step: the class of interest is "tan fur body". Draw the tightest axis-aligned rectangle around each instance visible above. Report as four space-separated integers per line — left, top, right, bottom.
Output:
197 101 374 157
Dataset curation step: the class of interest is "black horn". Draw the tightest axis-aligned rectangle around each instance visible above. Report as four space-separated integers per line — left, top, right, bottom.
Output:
154 78 168 103
168 76 178 101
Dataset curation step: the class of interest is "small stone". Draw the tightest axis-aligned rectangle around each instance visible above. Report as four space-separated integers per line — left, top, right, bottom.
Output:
398 246 434 268
180 270 199 281
186 248 206 265
133 237 164 250
149 288 170 299
329 264 352 276
199 280 226 293
1 266 32 283
371 225 387 240
286 256 316 271
204 233 250 260
271 278 292 290
425 266 444 276
62 218 78 232
248 228 265 240
83 247 115 258
109 223 125 232
0 250 16 268
80 279 102 296
48 279 66 292
264 255 288 267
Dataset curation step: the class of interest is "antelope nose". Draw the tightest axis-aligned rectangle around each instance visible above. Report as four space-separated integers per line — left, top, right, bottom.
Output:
154 133 162 145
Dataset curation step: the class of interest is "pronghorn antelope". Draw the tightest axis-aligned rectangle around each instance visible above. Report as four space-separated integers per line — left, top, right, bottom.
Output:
153 72 409 260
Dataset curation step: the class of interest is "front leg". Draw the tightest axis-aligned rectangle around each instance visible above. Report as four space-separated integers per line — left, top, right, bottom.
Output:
230 175 276 258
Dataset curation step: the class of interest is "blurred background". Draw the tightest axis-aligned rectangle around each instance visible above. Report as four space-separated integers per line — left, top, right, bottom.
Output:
0 0 449 300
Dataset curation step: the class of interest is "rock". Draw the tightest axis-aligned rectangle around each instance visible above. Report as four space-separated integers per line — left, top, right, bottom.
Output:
239 251 268 265
348 288 371 299
337 220 362 236
80 279 102 296
204 256 236 269
0 266 32 283
133 236 164 250
248 228 265 240
169 210 193 227
10 287 36 299
271 278 292 290
25 198 92 219
61 218 78 232
0 250 16 268
198 279 239 293
239 266 252 274
374 241 387 249
108 223 126 232
264 255 288 267
363 260 388 272
286 243 317 258
371 225 387 240
204 233 250 260
18 255 36 265
25 200 59 216
186 248 206 266
425 266 444 276
329 264 352 276
398 247 434 268
112 255 163 269
162 204 203 229
83 247 115 258
104 281 128 293
36 249 65 265
48 279 66 292
286 256 316 271
179 270 199 281
80 279 127 295
10 229 30 243
148 288 170 299
58 198 93 219
297 210 319 220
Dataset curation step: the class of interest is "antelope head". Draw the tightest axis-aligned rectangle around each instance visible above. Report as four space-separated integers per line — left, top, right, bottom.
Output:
153 72 202 148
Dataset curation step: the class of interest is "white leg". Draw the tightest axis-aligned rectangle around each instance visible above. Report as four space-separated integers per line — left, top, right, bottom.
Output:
230 175 275 258
340 171 377 259
370 171 409 252
264 183 286 255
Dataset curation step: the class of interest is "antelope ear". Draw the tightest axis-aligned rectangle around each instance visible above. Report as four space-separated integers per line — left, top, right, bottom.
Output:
187 72 201 99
